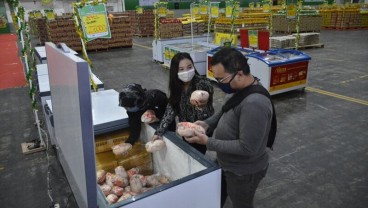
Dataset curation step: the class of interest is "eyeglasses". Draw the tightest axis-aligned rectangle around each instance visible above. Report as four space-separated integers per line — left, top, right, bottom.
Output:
215 73 236 83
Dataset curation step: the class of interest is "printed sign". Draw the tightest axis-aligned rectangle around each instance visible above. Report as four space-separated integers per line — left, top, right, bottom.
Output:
78 3 111 41
286 4 297 19
248 30 258 48
270 61 309 92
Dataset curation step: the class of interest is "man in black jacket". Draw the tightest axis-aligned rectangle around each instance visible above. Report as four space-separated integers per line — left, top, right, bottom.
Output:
118 83 171 145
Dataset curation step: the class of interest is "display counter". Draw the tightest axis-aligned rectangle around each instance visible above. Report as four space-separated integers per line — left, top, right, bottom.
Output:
152 35 213 63
247 49 311 95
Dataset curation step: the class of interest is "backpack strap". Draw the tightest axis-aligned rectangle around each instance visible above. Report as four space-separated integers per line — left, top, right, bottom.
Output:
222 84 277 150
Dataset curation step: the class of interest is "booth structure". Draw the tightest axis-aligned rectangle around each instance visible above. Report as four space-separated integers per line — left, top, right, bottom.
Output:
163 42 218 75
44 42 221 208
247 49 311 95
152 35 213 63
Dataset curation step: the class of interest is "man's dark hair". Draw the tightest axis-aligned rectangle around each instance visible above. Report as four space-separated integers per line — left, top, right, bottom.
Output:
119 83 145 108
211 47 250 75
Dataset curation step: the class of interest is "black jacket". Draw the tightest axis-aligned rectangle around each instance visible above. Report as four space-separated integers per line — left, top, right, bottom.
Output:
125 89 168 145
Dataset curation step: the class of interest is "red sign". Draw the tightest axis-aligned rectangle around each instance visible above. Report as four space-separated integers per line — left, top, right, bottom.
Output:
270 61 309 92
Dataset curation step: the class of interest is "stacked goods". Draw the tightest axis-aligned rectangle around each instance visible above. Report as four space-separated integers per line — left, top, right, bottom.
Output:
182 20 198 36
32 17 48 44
319 4 368 29
270 36 296 48
95 129 130 154
108 15 133 48
215 17 268 35
272 13 321 33
46 17 81 51
292 32 320 46
197 20 206 34
134 10 154 36
159 18 182 39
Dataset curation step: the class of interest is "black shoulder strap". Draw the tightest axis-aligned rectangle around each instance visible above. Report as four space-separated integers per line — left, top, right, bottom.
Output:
222 85 277 150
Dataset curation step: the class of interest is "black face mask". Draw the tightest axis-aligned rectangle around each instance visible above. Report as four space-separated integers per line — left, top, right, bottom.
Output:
218 73 237 94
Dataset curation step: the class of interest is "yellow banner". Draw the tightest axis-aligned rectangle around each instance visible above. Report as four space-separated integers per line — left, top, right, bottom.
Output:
225 6 232 17
200 5 208 14
248 30 258 48
192 6 199 15
211 7 219 18
263 4 270 12
158 7 167 17
45 12 55 20
287 4 297 19
82 14 108 36
136 7 143 14
214 32 238 46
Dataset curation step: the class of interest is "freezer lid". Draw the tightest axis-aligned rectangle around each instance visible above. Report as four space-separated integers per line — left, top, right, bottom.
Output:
247 49 311 66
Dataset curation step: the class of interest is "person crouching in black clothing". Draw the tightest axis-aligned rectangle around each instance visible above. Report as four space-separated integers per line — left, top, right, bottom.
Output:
118 83 173 145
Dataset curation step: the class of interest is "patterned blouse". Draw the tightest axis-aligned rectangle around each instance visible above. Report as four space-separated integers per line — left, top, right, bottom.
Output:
155 75 215 136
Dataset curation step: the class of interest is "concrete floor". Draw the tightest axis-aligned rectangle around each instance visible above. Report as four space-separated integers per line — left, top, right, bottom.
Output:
0 30 367 208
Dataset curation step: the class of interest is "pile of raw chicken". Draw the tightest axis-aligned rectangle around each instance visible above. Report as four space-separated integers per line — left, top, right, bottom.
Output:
97 166 170 204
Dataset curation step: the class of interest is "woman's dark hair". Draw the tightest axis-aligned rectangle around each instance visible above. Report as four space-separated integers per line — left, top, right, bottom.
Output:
211 47 250 75
168 52 196 114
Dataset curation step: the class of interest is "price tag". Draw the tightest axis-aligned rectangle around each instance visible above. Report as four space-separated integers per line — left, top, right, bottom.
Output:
287 4 297 19
192 6 199 15
263 4 270 12
158 7 167 17
136 7 143 14
225 6 232 17
78 3 111 41
200 5 208 14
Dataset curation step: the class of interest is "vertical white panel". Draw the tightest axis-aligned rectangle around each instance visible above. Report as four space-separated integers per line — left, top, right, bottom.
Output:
46 42 97 208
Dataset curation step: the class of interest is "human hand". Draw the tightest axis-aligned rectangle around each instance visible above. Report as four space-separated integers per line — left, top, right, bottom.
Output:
151 134 162 141
194 120 209 132
184 130 208 145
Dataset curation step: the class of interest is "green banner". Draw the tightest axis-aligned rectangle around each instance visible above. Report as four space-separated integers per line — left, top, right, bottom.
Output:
78 3 111 41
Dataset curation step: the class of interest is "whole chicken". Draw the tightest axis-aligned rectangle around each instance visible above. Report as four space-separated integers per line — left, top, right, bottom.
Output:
129 174 143 193
176 122 206 137
100 183 112 196
96 169 106 184
111 186 124 196
106 194 118 204
190 90 209 107
115 166 128 179
141 110 159 124
111 143 132 155
145 139 166 152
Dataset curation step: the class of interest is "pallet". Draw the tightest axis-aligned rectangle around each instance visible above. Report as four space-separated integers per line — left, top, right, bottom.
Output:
21 140 46 155
283 43 324 50
322 26 368 30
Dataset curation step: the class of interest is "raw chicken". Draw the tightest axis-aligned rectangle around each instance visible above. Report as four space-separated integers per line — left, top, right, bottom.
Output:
129 174 143 193
146 174 161 187
141 110 159 124
106 194 118 204
113 175 128 187
105 172 115 187
176 122 206 137
100 183 112 196
97 169 106 184
158 174 170 184
111 143 132 155
127 168 140 178
145 139 166 152
111 186 124 196
190 90 209 106
117 192 134 202
115 166 128 179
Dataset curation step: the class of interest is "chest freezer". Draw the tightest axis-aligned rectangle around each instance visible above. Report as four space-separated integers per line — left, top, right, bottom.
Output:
206 47 260 81
36 63 104 97
152 35 213 63
247 49 311 95
35 46 78 64
44 89 129 136
163 42 216 76
45 42 221 208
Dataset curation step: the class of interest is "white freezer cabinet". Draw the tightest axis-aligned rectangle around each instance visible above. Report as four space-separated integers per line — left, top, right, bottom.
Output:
163 42 217 76
152 35 213 63
247 49 311 95
206 47 260 81
97 125 221 208
36 63 104 97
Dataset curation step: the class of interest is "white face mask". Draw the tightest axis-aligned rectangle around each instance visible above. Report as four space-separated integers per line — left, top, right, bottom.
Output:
178 68 195 82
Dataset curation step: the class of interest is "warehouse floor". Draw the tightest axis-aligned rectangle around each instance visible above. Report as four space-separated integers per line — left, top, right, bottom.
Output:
0 29 367 208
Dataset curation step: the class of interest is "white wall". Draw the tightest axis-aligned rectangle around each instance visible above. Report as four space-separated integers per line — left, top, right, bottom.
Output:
6 0 123 22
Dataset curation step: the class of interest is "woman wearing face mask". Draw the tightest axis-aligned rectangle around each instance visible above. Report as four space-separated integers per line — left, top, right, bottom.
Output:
151 52 215 154
119 83 173 145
